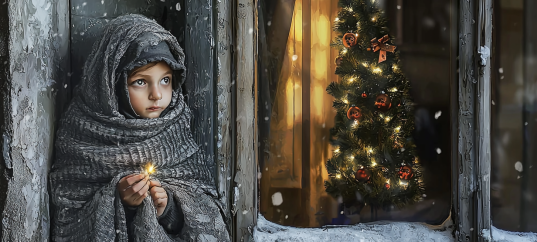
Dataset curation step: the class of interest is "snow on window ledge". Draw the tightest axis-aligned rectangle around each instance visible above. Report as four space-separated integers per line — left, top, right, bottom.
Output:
491 226 537 242
254 214 455 241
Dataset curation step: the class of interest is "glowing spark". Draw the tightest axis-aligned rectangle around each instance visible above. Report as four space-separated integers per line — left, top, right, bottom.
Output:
395 126 401 132
372 67 382 73
386 179 390 184
371 162 377 167
343 99 349 104
335 17 340 21
334 148 340 153
348 77 355 82
342 48 348 54
144 163 156 176
362 62 369 67
385 117 391 122
371 17 376 22
392 65 398 70
336 174 342 179
390 87 398 92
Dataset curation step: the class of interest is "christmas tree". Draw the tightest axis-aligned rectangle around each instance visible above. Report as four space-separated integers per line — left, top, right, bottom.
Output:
324 0 424 219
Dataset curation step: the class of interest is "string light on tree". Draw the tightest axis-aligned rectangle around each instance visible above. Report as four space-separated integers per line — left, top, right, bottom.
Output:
325 0 423 220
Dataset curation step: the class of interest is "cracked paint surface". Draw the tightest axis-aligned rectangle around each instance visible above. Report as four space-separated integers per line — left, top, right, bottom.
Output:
1 0 69 241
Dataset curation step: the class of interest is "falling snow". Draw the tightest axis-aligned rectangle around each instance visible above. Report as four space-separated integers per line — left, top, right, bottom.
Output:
515 161 523 172
272 192 283 206
435 111 442 119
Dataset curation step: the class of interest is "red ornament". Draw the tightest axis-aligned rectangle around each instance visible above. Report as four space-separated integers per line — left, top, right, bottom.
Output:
346 106 362 120
374 94 392 112
343 33 359 48
354 169 371 182
361 92 367 98
335 57 343 66
398 165 414 180
385 183 391 189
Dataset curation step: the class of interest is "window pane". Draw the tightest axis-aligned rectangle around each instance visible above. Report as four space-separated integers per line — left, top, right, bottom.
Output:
258 0 453 227
491 0 537 232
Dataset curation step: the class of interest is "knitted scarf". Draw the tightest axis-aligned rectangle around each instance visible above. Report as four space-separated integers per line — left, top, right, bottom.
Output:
49 14 230 242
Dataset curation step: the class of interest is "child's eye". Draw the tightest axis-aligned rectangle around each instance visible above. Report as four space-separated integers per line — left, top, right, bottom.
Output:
132 79 146 86
161 77 171 85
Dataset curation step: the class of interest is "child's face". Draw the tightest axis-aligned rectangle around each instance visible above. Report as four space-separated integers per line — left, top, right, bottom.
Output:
127 61 173 118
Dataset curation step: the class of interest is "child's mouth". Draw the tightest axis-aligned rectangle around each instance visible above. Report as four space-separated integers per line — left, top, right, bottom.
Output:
147 107 161 112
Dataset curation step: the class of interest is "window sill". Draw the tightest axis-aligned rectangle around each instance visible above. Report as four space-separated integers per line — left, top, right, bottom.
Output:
254 214 454 241
491 226 537 242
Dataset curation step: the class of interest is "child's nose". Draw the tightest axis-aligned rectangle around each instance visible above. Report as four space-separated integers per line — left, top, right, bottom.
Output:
149 87 162 100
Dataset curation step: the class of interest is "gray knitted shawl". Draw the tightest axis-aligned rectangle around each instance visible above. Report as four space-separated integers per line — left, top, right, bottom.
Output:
49 14 230 242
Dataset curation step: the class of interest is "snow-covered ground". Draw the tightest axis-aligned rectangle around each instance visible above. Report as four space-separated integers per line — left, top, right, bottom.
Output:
253 215 537 241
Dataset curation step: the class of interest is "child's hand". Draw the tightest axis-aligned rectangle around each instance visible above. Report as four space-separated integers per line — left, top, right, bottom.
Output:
117 174 150 207
149 180 168 217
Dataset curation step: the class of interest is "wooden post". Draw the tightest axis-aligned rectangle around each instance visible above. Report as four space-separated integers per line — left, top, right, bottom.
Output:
454 0 493 241
476 0 493 240
233 0 258 241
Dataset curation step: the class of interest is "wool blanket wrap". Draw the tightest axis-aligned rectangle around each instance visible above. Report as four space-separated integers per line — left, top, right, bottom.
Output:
49 14 230 242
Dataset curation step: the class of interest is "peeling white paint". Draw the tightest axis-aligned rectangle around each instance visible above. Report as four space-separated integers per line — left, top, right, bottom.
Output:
1 0 68 240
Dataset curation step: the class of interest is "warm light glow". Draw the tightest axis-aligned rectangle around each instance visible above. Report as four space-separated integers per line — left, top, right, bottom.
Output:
348 7 353 12
335 148 340 153
372 67 382 73
371 17 376 22
145 163 156 175
336 174 342 179
352 120 359 128
349 155 354 160
386 179 390 184
341 48 348 54
390 87 398 92
392 65 398 70
348 77 355 82
371 162 377 167
362 62 369 67
343 99 349 104
367 147 373 153
395 126 401 132
335 17 339 21
385 117 391 122
400 180 408 186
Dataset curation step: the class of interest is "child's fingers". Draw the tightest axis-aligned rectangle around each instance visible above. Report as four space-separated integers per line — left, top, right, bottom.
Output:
131 180 151 204
119 174 145 191
149 185 165 195
152 191 168 207
149 180 161 189
125 176 149 199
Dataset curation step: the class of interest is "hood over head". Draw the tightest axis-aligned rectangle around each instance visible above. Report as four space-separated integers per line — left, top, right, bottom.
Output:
74 14 187 119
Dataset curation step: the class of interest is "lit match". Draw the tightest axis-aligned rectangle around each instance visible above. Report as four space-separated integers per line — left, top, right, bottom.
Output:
143 163 156 176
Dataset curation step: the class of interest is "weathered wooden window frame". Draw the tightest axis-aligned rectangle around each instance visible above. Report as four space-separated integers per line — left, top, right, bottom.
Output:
225 0 495 241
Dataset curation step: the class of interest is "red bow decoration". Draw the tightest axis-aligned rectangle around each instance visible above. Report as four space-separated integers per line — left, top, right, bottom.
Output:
367 35 396 63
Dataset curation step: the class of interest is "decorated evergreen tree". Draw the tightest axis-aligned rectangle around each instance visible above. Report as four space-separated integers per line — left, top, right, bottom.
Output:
325 0 424 218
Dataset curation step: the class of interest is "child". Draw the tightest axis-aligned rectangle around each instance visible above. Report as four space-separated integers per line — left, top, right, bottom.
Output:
49 14 230 241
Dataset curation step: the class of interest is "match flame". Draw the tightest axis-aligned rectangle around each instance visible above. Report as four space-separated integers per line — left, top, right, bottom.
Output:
145 163 156 175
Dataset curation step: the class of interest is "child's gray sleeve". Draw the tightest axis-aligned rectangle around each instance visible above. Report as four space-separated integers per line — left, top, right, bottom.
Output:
157 186 185 235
